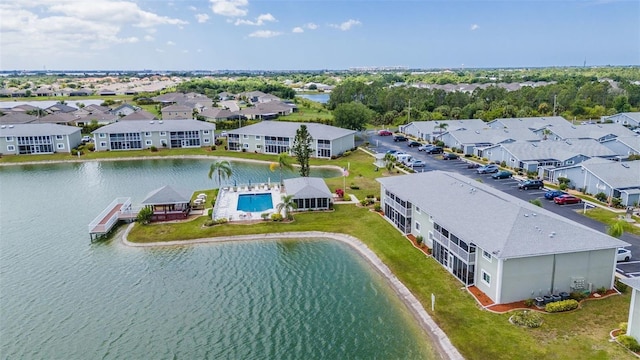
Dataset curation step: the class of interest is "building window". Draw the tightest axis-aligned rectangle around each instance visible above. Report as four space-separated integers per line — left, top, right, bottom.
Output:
6 136 13 142
7 145 15 151
415 221 421 232
243 143 249 148
145 132 151 137
57 143 65 149
56 135 63 140
160 131 167 136
100 141 106 147
481 270 491 286
243 134 249 139
145 140 152 146
99 133 106 138
482 250 492 262
203 138 210 143
415 206 421 214
255 135 261 140
203 130 209 135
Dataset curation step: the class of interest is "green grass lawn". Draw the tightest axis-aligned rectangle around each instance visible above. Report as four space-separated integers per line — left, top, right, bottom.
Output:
583 207 640 236
128 204 634 360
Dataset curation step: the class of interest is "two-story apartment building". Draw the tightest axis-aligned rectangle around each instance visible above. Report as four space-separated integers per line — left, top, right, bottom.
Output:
0 123 81 154
92 120 215 151
227 121 355 158
377 171 628 304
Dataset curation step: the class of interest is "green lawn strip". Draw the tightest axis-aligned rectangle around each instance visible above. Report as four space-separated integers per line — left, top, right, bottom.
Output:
127 204 632 359
583 208 640 236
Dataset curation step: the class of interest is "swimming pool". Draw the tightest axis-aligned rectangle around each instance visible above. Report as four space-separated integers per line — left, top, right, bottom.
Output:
237 193 274 212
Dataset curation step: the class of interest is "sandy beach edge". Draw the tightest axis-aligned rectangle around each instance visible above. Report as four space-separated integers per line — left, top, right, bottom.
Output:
121 224 464 360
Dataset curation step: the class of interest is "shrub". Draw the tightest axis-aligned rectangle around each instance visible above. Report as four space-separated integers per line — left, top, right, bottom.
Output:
207 208 213 217
615 279 628 293
611 197 622 208
618 335 640 352
211 145 217 151
261 213 270 220
360 200 368 206
344 150 352 157
510 310 543 328
366 194 375 199
136 206 153 224
349 184 360 190
435 140 444 147
204 219 215 227
524 298 535 307
500 161 507 167
335 188 344 197
545 299 579 313
71 149 79 156
597 286 607 295
619 322 628 333
85 143 95 152
373 204 381 212
558 177 570 185
558 183 568 190
150 145 158 152
594 192 607 202
416 235 424 246
569 291 588 301
271 213 283 221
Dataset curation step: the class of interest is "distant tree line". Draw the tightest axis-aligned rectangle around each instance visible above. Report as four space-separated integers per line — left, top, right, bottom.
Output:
328 75 640 125
176 79 296 100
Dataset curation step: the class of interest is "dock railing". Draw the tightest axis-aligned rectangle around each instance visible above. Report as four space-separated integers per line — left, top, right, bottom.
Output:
88 197 132 234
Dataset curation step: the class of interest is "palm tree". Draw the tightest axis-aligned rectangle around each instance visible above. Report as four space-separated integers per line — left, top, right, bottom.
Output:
271 152 294 185
384 153 395 175
276 194 297 220
435 122 449 134
208 160 233 187
607 220 628 238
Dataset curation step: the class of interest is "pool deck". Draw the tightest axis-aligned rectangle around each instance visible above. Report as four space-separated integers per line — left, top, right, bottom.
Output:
213 184 284 221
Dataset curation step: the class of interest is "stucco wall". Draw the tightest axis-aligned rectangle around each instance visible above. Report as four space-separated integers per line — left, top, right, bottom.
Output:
475 248 499 303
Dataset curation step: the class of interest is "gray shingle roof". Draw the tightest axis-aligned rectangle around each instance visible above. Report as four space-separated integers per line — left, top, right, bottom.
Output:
230 121 355 140
406 119 487 133
283 177 332 199
493 139 617 161
0 123 81 137
92 120 215 134
448 128 539 144
488 116 570 130
141 185 192 205
579 158 640 189
377 171 628 259
545 123 637 140
0 113 38 124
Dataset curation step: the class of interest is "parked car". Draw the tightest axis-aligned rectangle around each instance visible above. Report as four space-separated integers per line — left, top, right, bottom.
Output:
518 179 544 190
409 160 426 168
81 136 93 143
393 135 408 142
491 170 513 179
418 144 435 152
442 153 459 160
476 164 499 174
544 190 566 200
378 130 393 136
386 149 398 155
617 248 632 262
466 162 480 169
553 194 582 205
425 146 444 154
407 141 422 147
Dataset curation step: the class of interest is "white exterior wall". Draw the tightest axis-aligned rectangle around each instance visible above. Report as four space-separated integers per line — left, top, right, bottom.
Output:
628 287 640 341
475 248 499 303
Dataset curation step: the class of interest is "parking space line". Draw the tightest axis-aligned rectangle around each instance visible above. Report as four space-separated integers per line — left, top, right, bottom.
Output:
623 272 640 277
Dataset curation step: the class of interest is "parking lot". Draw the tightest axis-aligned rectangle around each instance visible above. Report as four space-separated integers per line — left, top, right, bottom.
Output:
367 131 640 277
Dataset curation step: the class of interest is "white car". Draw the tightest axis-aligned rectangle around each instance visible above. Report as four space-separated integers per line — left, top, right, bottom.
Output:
409 160 426 168
617 248 632 262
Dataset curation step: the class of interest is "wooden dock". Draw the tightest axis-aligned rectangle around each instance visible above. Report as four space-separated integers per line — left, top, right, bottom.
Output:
88 198 139 241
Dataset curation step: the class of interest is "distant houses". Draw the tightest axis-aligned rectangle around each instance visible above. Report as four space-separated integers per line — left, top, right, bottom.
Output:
92 120 215 151
227 121 355 158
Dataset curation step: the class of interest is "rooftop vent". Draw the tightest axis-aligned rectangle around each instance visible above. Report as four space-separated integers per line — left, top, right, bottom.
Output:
532 213 537 217
150 121 154 124
524 214 529 217
8 125 14 128
0 125 5 129
622 163 630 168
158 120 163 124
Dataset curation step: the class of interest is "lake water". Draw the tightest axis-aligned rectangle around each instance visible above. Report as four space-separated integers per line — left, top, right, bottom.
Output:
296 94 330 104
0 159 434 359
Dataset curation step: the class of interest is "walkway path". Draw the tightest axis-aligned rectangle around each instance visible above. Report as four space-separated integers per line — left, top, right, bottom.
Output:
121 226 464 360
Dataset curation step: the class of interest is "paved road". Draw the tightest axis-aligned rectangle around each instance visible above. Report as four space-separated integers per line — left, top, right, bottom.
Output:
366 131 640 277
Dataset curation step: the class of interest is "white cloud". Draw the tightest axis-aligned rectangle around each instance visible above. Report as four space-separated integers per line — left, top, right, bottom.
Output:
305 22 318 30
155 48 165 53
197 49 203 53
196 13 210 23
210 0 248 17
167 40 176 46
330 19 361 31
470 24 479 31
248 30 282 38
234 13 276 26
188 5 197 11
182 49 189 53
0 1 187 66
144 35 155 41
292 27 304 33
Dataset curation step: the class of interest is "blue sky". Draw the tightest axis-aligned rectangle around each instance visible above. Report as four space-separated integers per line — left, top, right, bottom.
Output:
1 0 638 70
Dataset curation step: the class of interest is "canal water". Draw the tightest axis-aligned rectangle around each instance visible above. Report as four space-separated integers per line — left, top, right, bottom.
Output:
296 93 330 104
0 159 434 359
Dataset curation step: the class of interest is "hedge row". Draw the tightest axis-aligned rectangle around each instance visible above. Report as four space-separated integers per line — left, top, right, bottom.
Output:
545 299 579 313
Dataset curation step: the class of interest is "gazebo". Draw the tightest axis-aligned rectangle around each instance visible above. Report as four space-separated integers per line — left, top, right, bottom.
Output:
141 185 192 221
283 177 332 211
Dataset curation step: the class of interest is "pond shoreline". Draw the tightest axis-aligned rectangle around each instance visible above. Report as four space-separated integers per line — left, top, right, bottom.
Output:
0 154 344 172
121 225 464 360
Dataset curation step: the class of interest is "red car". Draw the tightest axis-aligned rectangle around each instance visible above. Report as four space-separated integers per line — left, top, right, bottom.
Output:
554 194 582 205
378 130 393 136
